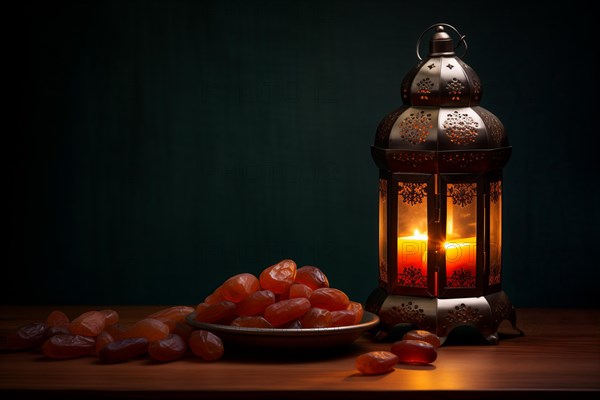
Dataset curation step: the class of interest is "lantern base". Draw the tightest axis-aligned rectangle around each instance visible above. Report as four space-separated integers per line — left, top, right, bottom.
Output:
365 288 523 345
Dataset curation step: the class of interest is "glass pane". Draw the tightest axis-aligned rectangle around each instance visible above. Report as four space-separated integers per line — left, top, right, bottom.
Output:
379 179 388 284
489 181 502 285
397 182 428 288
445 183 477 288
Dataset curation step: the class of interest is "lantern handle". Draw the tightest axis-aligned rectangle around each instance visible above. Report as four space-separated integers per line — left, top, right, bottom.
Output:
416 23 468 61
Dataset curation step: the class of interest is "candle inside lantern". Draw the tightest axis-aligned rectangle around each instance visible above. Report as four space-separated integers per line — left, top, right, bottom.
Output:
397 229 428 274
444 237 477 285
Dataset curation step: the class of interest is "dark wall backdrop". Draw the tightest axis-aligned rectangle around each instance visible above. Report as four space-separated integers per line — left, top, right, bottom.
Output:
8 0 598 307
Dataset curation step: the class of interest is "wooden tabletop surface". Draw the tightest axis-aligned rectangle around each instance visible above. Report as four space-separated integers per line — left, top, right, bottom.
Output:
0 306 598 399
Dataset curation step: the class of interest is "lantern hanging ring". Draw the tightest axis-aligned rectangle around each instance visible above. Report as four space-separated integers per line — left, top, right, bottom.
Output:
416 23 468 61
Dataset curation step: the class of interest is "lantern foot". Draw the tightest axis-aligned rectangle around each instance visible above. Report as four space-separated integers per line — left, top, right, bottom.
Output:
365 289 523 345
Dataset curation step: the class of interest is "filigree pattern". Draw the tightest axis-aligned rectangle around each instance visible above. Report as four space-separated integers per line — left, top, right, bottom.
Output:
443 111 479 145
478 108 504 147
445 303 483 324
441 152 485 169
379 259 388 284
489 262 501 286
416 77 434 100
398 266 427 288
381 301 426 326
392 152 436 168
490 181 501 204
447 267 475 288
397 110 432 145
379 179 387 200
446 78 464 101
472 79 481 101
448 183 476 207
376 109 403 143
398 182 427 206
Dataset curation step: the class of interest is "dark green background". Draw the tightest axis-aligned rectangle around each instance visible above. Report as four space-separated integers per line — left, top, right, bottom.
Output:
8 0 598 307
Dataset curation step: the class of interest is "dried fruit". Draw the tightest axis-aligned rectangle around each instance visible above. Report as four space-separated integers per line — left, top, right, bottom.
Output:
355 351 399 375
46 310 70 328
263 298 311 327
123 319 169 342
69 311 106 337
148 334 187 362
235 290 276 317
99 309 119 326
42 334 95 359
147 306 194 323
390 339 437 364
7 322 49 350
330 310 356 327
230 316 273 328
194 301 236 324
259 259 297 294
220 273 260 303
99 338 149 363
402 330 441 348
189 330 224 361
295 266 329 290
204 287 225 305
288 283 313 299
300 308 332 328
95 331 114 355
347 301 364 324
309 288 350 311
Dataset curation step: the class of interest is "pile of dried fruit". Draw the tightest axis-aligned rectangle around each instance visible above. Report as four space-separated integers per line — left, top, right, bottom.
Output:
195 259 364 328
3 306 224 363
1 259 367 363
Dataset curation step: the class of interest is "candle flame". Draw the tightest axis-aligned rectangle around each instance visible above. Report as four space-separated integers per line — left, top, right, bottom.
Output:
412 229 428 240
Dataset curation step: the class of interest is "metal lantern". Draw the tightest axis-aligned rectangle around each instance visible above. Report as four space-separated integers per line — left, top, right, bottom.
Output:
366 24 521 344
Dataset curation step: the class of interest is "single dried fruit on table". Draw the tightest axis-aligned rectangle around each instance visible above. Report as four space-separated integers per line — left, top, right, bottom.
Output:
235 290 276 317
99 309 119 326
300 308 332 328
95 331 114 355
69 311 106 337
148 334 187 362
390 339 437 364
263 298 311 327
42 334 95 359
230 316 273 328
402 330 441 348
309 288 350 311
147 306 194 323
46 310 70 328
330 310 356 327
189 330 224 361
220 273 260 303
195 301 237 324
99 338 149 363
259 259 297 294
355 351 399 375
295 266 329 290
124 318 169 342
288 283 313 299
7 322 49 350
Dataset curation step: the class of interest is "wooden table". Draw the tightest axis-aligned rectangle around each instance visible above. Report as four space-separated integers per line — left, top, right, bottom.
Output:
1 306 598 399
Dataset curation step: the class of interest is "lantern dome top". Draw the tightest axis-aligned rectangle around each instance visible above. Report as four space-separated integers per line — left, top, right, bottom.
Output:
401 24 481 107
372 23 511 174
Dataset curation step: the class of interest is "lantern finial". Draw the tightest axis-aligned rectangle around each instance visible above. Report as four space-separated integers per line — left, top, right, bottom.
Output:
429 26 454 57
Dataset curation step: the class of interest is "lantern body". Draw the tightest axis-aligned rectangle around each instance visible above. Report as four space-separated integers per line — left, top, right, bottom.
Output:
367 25 520 344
